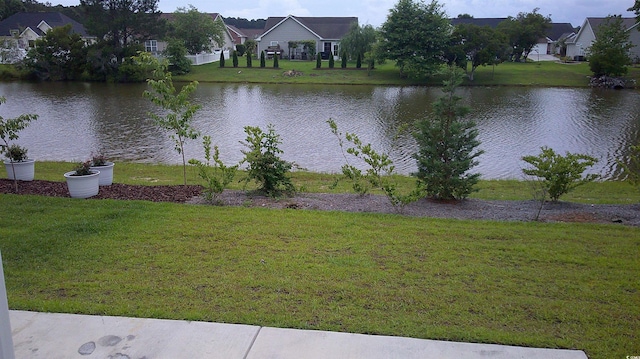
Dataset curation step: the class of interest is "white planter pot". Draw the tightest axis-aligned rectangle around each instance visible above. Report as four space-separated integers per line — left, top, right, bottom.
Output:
64 170 100 198
4 159 35 181
90 161 114 186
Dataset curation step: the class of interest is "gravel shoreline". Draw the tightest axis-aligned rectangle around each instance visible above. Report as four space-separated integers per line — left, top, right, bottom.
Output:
3 179 639 226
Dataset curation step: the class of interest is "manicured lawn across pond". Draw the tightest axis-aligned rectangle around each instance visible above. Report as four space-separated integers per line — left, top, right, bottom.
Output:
1 162 639 359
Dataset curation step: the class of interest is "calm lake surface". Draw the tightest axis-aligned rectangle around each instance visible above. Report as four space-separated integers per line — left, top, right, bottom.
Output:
1 81 639 180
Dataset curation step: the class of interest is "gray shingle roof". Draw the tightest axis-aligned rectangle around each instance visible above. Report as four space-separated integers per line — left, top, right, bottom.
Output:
0 12 89 37
264 16 358 39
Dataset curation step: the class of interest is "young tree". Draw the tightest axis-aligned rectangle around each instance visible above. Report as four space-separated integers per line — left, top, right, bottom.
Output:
240 124 295 196
452 24 508 80
328 54 334 68
171 5 225 55
232 50 239 67
260 51 266 68
273 53 279 68
630 1 640 22
0 97 38 192
341 51 347 68
80 0 164 63
246 50 252 67
139 53 201 186
588 15 634 77
22 24 87 81
496 8 551 62
219 51 225 67
164 38 191 75
316 52 322 68
378 0 450 77
339 22 377 61
413 66 484 200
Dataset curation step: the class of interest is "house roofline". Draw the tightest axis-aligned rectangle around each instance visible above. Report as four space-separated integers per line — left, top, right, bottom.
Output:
257 15 323 41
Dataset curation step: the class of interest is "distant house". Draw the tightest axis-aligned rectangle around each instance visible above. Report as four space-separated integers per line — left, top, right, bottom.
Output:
149 13 235 65
566 17 640 61
0 12 94 63
256 15 358 60
227 25 263 46
531 23 576 56
450 18 575 58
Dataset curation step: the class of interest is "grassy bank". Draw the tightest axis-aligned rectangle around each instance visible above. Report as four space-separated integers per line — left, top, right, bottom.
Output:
0 193 638 359
173 59 640 87
32 161 640 204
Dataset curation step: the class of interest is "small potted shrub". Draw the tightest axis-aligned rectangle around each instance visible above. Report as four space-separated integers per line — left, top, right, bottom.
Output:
89 153 115 186
64 160 100 198
3 144 35 182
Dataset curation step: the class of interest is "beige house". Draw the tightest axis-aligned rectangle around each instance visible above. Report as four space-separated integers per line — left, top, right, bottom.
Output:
0 12 94 63
566 17 640 61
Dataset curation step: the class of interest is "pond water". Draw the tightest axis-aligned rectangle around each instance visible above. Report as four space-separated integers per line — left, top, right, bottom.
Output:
1 81 639 180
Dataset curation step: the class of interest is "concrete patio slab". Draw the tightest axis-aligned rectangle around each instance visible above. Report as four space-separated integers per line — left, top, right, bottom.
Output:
8 311 588 359
248 327 588 359
9 311 260 359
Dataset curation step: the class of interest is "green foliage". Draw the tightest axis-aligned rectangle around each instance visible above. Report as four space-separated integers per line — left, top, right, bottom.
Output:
316 52 322 68
80 0 165 63
232 50 239 68
244 39 257 55
328 55 334 68
139 53 201 185
328 119 422 211
22 24 87 81
588 15 634 77
71 160 94 176
452 23 508 80
340 22 377 61
260 51 266 68
246 50 252 68
235 44 246 56
341 51 347 68
356 53 362 69
164 38 191 75
170 5 224 55
522 147 599 202
618 145 640 190
3 144 27 162
240 125 295 196
413 66 484 200
378 0 451 77
273 53 279 68
189 135 238 203
219 51 225 68
496 8 551 62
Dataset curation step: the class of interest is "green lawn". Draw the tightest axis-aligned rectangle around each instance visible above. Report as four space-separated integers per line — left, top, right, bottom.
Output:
173 59 640 88
2 162 640 358
0 193 638 359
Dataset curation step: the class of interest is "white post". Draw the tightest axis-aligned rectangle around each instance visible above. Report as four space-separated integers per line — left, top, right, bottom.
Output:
0 251 15 359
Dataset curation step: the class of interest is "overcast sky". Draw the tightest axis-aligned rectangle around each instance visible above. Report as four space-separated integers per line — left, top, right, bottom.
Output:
53 0 637 28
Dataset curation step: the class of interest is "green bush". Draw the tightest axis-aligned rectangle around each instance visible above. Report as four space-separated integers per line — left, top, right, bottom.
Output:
235 44 246 56
329 55 334 69
164 39 191 75
618 145 640 190
189 135 238 203
316 52 321 68
273 54 279 68
260 51 266 68
522 147 599 202
356 53 362 69
219 51 225 68
246 51 252 68
232 51 239 68
341 52 347 68
240 125 294 196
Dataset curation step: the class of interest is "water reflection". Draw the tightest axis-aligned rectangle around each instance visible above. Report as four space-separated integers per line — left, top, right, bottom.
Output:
0 82 638 180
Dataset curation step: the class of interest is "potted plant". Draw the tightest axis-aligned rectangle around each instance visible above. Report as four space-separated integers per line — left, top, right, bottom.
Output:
3 144 35 182
64 160 100 198
0 97 38 191
89 153 115 186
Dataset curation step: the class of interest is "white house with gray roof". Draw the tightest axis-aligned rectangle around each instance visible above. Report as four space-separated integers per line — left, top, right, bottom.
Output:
256 15 357 60
566 17 640 61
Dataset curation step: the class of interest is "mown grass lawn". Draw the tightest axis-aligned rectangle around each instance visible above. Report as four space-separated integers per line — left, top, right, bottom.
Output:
1 162 639 359
174 59 640 88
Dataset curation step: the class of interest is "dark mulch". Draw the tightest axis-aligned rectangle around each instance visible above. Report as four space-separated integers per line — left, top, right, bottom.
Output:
0 179 202 203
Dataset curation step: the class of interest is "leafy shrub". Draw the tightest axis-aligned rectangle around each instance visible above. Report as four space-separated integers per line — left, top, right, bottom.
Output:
522 146 599 202
240 125 294 196
328 119 421 211
246 51 252 68
273 53 279 68
316 52 321 68
341 51 347 68
4 144 28 162
260 51 266 68
329 55 334 68
164 39 191 75
356 53 362 69
219 51 225 68
618 145 640 190
235 44 246 56
189 135 238 203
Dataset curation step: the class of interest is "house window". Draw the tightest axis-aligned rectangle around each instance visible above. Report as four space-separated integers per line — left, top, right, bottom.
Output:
270 41 279 46
145 40 157 53
28 40 35 48
333 44 339 57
